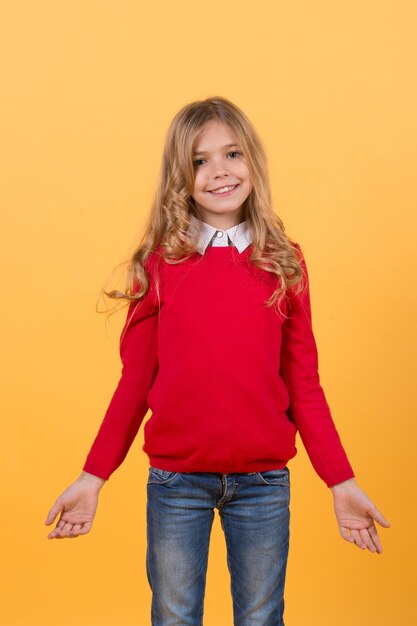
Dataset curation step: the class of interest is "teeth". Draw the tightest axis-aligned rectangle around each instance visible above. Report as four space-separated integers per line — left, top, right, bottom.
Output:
211 185 236 194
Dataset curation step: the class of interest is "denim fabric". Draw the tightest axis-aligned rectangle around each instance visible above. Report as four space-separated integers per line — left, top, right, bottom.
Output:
146 467 290 626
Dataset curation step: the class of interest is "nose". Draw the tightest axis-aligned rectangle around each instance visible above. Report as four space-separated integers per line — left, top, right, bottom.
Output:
210 159 230 179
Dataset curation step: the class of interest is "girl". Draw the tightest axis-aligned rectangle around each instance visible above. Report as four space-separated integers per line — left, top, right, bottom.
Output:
45 96 390 626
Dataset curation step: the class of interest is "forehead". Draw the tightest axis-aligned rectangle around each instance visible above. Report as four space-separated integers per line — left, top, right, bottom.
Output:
194 120 238 151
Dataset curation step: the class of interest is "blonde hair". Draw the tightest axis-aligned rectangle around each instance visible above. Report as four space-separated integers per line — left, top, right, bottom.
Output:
102 96 306 317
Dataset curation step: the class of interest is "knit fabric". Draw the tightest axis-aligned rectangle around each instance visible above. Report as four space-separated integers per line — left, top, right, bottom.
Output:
83 236 354 488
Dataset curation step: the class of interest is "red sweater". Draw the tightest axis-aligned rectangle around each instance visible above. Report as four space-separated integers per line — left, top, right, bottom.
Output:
83 242 355 487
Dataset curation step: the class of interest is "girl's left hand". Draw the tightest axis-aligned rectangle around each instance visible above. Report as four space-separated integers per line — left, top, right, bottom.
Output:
330 478 390 554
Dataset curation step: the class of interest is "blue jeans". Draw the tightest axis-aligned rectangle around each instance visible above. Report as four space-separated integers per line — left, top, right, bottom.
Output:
146 467 290 626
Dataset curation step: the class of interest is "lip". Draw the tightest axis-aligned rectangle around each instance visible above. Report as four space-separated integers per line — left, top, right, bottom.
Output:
207 184 239 195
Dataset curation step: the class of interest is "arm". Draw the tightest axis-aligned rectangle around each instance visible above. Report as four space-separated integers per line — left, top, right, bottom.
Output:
280 244 390 551
279 243 354 487
45 255 160 538
82 257 160 480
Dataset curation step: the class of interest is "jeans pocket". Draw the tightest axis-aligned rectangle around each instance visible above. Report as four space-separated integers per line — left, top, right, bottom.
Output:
147 466 181 485
256 467 290 486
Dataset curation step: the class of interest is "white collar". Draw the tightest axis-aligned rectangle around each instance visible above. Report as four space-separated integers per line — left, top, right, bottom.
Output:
187 213 252 255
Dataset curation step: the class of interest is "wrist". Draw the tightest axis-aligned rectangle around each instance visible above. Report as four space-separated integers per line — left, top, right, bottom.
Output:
78 470 106 490
330 477 357 494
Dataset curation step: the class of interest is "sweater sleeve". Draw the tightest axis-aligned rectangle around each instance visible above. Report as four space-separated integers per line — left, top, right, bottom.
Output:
82 256 160 480
279 243 355 488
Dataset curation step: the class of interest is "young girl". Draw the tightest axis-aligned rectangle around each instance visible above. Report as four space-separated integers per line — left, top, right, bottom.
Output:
45 96 390 626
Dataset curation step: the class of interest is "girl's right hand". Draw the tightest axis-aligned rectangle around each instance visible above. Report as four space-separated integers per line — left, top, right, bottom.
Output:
45 471 106 539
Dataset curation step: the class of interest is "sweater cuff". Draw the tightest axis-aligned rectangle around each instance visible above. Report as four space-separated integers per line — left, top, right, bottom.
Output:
325 468 355 489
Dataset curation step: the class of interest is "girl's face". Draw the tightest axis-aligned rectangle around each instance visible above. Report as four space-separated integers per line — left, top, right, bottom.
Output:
191 120 253 226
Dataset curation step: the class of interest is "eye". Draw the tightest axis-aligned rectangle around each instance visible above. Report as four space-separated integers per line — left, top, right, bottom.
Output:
193 159 206 167
228 151 242 159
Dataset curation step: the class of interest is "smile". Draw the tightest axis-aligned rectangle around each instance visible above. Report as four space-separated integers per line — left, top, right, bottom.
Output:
208 184 239 196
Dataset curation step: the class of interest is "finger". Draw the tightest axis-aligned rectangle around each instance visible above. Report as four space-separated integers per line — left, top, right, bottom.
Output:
369 505 390 528
77 522 92 535
48 519 91 539
358 528 377 553
47 528 58 539
51 519 68 536
45 501 63 526
339 526 355 544
368 524 383 554
48 525 66 540
70 524 83 537
50 520 73 539
350 529 367 550
60 521 74 538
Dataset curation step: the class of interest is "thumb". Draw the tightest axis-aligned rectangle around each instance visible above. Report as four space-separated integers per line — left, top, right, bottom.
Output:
45 500 63 526
369 503 391 528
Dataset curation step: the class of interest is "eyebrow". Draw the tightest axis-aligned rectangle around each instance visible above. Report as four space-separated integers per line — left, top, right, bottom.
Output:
193 143 240 156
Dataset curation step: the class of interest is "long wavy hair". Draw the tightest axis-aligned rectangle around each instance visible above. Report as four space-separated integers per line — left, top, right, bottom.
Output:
101 96 306 318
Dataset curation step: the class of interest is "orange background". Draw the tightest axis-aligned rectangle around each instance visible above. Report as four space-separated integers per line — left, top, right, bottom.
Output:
1 1 416 624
